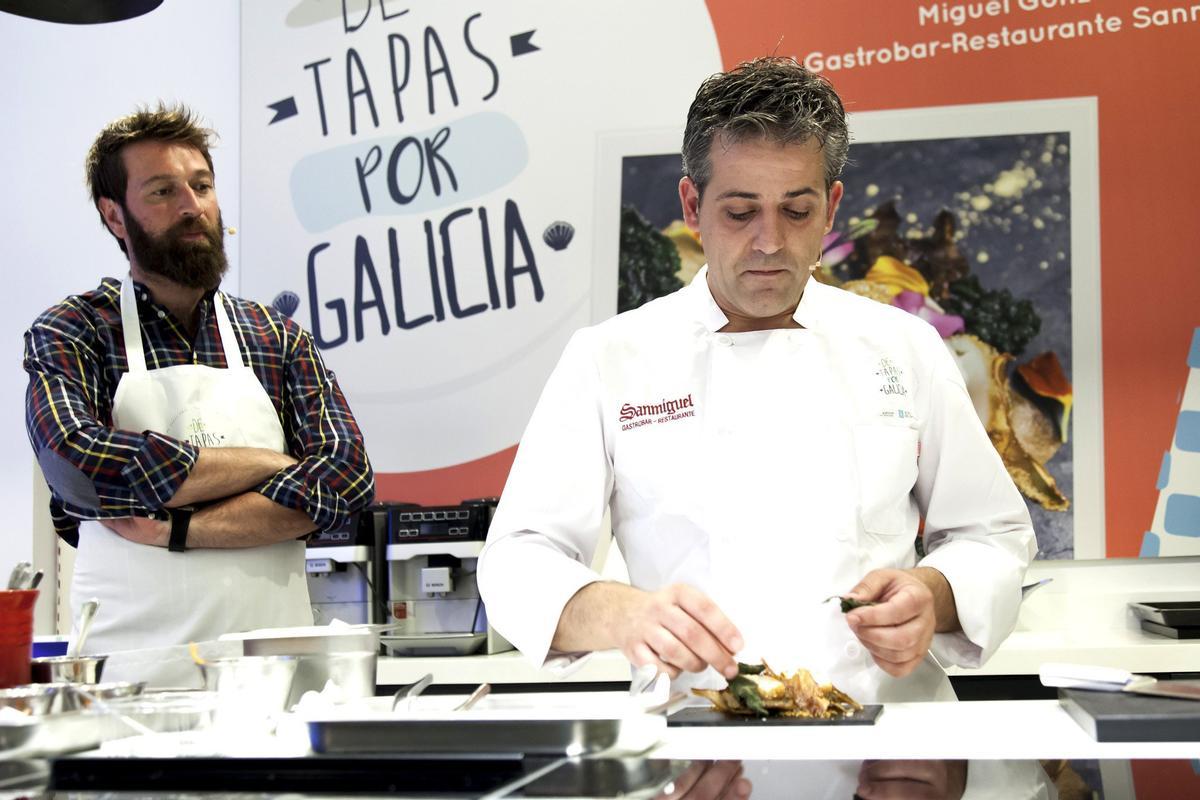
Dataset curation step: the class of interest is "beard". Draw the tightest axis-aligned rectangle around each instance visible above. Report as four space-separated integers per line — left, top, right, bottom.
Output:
124 208 228 290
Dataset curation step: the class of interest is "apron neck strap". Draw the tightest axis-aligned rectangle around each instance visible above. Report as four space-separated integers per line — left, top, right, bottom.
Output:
211 292 246 370
120 277 247 371
119 277 147 373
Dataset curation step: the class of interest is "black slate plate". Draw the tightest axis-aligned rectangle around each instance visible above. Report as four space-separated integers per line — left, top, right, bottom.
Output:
1059 689 1200 742
668 705 883 727
1128 601 1200 627
1140 619 1200 639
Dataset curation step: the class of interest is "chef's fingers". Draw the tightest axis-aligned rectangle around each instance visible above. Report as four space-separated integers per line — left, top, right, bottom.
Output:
847 581 929 628
630 642 681 679
680 760 748 799
663 606 739 679
646 624 709 675
672 586 744 659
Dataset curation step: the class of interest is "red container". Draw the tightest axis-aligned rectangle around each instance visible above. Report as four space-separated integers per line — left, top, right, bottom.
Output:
0 589 38 689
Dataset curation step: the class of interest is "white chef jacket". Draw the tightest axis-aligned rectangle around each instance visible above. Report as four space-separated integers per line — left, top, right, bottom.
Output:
478 267 1035 702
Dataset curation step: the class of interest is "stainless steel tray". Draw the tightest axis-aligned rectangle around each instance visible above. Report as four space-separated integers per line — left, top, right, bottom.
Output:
309 716 623 755
304 691 666 756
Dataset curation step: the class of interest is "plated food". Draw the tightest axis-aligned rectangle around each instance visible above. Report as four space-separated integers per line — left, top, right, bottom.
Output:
692 662 864 719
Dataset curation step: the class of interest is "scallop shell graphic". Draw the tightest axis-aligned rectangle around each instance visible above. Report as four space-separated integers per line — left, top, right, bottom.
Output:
272 290 301 318
542 221 575 251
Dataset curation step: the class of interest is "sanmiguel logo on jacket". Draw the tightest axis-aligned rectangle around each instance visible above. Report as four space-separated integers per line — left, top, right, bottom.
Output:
618 393 696 431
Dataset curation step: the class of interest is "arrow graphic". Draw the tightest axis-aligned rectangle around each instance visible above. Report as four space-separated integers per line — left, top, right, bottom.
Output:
510 30 539 57
268 97 298 125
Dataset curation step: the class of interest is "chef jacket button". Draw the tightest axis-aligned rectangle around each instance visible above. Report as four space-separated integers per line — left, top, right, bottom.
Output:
156 310 166 319
715 334 733 346
844 641 862 659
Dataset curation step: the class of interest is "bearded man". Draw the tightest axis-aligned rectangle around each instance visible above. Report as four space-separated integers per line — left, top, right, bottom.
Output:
23 104 374 686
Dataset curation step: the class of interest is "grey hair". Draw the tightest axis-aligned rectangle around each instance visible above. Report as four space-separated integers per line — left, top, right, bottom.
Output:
682 57 849 197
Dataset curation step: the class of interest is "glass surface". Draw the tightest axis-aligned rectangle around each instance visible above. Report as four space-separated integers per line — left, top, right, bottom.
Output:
21 757 1200 798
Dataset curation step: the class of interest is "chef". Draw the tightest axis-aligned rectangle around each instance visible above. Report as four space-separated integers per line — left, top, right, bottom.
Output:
478 58 1035 702
23 104 375 686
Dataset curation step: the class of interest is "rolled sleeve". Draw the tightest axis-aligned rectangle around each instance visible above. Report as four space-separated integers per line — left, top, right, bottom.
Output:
276 324 375 530
122 430 199 509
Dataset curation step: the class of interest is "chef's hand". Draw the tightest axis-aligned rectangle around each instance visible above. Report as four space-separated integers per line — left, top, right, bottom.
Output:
101 515 170 547
842 568 957 678
855 759 967 800
656 760 752 799
621 584 744 680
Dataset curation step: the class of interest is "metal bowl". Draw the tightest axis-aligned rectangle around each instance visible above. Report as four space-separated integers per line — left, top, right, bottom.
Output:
199 656 299 728
0 684 60 716
287 650 377 709
56 681 146 712
30 654 107 684
101 690 217 734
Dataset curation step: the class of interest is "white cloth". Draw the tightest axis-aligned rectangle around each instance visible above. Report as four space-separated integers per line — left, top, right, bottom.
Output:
478 268 1035 702
71 278 312 688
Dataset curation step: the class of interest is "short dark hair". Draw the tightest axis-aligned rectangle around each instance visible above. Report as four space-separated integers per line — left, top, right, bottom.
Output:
682 57 849 197
85 103 216 253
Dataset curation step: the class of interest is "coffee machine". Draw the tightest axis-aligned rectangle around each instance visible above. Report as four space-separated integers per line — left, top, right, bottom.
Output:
382 498 513 656
305 505 389 626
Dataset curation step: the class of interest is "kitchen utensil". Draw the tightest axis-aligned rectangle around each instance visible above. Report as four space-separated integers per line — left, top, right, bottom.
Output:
391 672 433 711
198 655 299 730
71 685 156 737
628 663 659 697
286 650 376 709
0 685 60 716
454 683 491 711
28 571 43 590
57 681 146 713
68 599 99 658
307 691 664 756
0 590 39 689
30 655 107 684
5 564 30 591
1040 662 1200 701
101 690 217 734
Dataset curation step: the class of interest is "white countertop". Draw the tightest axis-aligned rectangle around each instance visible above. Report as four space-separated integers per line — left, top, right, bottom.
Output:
654 699 1200 761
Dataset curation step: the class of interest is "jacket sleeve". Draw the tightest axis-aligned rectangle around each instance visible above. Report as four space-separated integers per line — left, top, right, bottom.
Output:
24 311 197 519
478 329 614 668
911 325 1037 668
255 322 375 532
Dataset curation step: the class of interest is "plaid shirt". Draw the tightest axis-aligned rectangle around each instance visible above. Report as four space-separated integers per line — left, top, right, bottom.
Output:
24 277 374 545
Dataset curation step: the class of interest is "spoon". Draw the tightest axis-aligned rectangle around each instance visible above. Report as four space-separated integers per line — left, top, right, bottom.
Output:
68 598 100 658
391 672 433 711
454 683 491 711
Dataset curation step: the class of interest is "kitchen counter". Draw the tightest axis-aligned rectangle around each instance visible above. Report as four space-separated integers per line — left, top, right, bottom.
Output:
23 695 1200 797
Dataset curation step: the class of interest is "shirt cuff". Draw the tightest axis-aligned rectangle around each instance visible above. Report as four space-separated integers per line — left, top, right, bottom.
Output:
122 431 199 509
257 461 349 532
919 538 1025 668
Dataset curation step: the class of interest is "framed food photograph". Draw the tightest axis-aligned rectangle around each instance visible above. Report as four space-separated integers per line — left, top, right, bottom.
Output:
593 97 1103 559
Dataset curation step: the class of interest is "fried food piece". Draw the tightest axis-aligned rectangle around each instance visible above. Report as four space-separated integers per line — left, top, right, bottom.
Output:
692 661 864 719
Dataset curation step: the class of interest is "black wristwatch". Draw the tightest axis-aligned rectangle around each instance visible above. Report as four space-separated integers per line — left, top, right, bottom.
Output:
167 506 194 553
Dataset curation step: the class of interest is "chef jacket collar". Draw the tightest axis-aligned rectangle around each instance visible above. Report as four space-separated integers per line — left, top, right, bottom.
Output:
686 265 829 333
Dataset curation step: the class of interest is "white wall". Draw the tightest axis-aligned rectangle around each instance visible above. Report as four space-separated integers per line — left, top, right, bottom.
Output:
0 3 240 592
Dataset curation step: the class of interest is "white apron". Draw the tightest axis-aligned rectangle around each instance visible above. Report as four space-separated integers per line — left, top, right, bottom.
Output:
71 278 312 687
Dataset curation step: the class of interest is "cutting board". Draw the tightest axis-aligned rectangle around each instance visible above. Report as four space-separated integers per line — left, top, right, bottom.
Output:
668 705 883 727
1058 689 1200 742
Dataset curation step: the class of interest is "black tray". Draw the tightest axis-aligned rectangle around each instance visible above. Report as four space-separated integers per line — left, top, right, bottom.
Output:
668 704 883 727
1058 689 1200 742
1140 619 1200 639
1129 601 1200 627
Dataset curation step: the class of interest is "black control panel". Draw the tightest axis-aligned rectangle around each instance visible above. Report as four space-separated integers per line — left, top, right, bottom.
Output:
386 498 498 543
